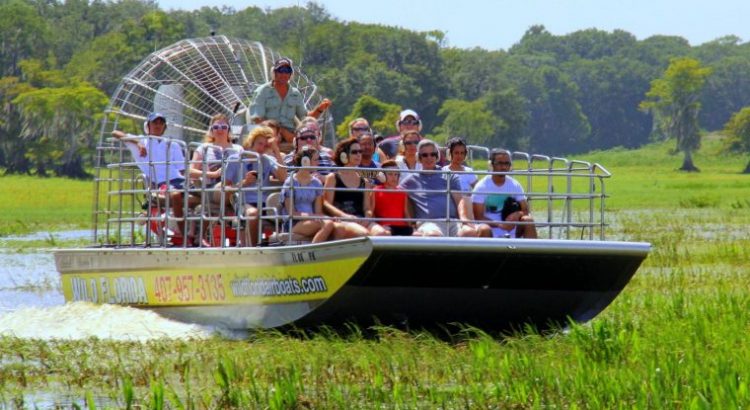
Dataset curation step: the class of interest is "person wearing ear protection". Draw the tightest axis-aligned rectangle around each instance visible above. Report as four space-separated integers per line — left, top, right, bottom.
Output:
399 139 481 238
248 57 332 146
471 149 537 239
323 137 389 237
282 123 335 180
112 112 191 242
441 137 478 195
279 147 337 243
378 109 423 160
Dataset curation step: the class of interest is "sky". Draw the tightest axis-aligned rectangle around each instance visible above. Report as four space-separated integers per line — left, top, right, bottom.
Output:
156 0 750 51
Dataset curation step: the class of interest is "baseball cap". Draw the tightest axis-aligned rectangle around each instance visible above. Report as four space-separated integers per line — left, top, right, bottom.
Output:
399 109 420 122
273 58 293 71
147 112 166 123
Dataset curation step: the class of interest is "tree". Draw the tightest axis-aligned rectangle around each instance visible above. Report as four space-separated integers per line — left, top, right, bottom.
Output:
65 32 138 95
640 58 712 171
566 57 652 150
0 0 51 76
433 99 498 145
699 56 750 130
518 65 590 154
336 95 401 137
722 106 750 173
13 82 108 177
0 76 35 173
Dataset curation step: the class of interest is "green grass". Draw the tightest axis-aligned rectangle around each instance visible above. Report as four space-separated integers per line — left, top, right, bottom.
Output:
1 136 750 407
0 175 93 237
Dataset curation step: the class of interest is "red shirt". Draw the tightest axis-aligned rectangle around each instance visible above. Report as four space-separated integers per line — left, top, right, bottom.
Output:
373 185 408 226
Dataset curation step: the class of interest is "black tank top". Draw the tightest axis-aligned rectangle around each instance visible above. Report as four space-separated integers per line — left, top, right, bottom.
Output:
334 173 366 216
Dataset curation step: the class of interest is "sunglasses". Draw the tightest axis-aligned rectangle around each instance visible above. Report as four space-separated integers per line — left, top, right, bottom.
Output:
419 152 439 159
349 149 363 155
275 66 293 74
403 140 419 146
493 161 512 166
297 135 317 141
211 124 229 130
351 126 369 132
400 119 420 126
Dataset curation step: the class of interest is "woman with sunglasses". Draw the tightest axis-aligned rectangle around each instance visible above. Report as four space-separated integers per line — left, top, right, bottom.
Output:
324 137 389 237
248 58 331 146
281 147 336 243
189 114 244 201
395 130 423 183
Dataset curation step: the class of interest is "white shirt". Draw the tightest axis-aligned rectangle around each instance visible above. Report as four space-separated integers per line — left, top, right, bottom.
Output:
441 165 477 195
124 133 186 185
395 155 422 184
471 175 526 238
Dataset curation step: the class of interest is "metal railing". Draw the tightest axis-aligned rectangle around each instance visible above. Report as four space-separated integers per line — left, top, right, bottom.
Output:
92 141 611 248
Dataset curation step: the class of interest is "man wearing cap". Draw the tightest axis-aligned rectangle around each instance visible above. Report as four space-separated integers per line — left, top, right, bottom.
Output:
249 57 332 145
112 113 192 243
379 109 422 160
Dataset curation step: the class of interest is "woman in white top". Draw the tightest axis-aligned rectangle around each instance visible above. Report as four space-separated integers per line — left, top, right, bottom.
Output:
189 113 244 205
441 137 477 195
395 130 422 183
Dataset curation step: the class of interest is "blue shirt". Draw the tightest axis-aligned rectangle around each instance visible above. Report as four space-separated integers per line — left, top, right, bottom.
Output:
281 176 323 214
224 153 278 205
400 171 461 220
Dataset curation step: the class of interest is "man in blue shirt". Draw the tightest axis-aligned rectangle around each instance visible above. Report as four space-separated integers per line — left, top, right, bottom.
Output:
399 139 484 237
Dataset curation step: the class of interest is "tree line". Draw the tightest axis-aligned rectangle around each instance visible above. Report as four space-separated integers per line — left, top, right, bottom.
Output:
2 0 750 177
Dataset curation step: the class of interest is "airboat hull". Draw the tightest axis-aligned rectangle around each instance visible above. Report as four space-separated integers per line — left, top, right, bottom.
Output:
55 237 649 332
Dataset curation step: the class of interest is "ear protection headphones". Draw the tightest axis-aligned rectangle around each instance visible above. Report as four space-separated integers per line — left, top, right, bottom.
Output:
299 146 314 167
339 151 349 165
445 147 451 162
376 171 386 184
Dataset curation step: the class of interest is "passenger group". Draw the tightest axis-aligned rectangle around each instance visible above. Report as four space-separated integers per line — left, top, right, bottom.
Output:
112 57 537 246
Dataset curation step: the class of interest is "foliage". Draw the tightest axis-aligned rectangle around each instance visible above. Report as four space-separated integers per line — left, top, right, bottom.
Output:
3 2 750 174
336 95 401 138
640 58 712 171
433 99 498 145
722 106 750 173
13 82 108 177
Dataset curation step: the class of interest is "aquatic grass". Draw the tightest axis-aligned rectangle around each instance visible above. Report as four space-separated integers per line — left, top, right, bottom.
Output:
0 175 93 237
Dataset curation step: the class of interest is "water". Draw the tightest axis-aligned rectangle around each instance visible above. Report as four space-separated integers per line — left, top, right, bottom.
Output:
0 230 222 341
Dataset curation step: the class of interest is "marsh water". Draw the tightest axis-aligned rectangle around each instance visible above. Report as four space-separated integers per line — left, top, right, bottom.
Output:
0 230 222 340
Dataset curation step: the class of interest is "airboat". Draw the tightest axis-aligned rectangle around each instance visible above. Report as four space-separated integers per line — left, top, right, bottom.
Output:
54 36 650 332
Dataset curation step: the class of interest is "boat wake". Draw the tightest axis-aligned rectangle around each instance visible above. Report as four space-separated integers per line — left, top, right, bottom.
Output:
0 302 226 341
